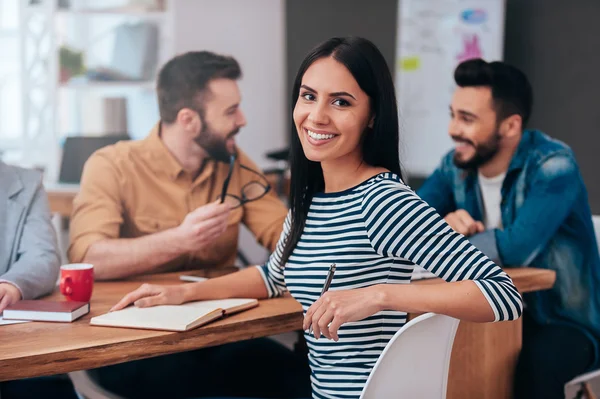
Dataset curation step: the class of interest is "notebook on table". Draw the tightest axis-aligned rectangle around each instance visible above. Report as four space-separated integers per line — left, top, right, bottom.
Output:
90 298 258 332
2 300 90 322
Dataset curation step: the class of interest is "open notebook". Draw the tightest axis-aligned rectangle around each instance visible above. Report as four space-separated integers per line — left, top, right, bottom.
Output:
90 298 258 332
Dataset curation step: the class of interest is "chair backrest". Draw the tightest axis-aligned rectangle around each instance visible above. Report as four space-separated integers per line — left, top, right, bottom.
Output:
59 135 130 184
68 371 124 399
360 313 460 399
592 215 600 252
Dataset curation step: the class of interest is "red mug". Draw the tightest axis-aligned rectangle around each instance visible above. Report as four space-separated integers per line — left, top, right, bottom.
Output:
60 263 94 302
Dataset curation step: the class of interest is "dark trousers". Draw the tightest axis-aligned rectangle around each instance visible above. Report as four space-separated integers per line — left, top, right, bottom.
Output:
0 375 78 399
514 311 596 399
89 337 311 399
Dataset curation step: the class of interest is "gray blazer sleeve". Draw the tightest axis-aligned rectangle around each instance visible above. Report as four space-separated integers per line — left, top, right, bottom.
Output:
0 182 60 299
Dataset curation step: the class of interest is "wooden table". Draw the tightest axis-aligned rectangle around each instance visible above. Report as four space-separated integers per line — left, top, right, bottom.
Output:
0 272 301 382
45 183 79 218
446 268 555 398
0 268 555 399
408 267 556 399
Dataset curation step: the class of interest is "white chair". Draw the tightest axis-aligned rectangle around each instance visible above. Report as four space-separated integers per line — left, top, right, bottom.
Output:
592 215 600 252
68 371 124 399
567 370 600 399
564 215 600 399
360 313 460 399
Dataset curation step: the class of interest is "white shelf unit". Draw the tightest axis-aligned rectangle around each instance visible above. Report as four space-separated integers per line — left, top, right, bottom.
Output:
0 29 18 37
0 0 24 160
0 26 19 152
58 80 156 90
55 8 168 18
19 0 174 181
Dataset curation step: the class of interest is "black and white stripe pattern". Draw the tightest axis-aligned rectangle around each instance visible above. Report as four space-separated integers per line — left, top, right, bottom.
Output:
257 173 522 399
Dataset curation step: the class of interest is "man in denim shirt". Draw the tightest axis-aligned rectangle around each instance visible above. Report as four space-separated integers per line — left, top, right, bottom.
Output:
418 59 600 399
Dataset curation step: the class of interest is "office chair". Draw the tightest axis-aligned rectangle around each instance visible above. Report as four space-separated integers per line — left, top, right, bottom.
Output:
360 313 459 399
58 135 130 184
564 215 600 399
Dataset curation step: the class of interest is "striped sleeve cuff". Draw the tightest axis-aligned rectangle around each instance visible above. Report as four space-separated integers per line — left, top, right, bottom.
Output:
473 279 522 322
255 265 277 298
473 280 501 322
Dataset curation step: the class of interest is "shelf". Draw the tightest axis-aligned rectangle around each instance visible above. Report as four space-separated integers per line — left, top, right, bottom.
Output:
0 29 19 37
0 138 24 151
59 80 156 90
55 8 166 18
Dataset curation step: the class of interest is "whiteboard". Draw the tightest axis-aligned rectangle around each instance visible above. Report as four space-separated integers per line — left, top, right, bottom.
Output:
395 0 506 176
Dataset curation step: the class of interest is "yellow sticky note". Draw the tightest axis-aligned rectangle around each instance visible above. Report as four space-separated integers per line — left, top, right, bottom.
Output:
400 57 420 71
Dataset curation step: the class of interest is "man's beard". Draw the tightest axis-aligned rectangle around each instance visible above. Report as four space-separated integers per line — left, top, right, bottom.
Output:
452 130 501 170
193 119 239 163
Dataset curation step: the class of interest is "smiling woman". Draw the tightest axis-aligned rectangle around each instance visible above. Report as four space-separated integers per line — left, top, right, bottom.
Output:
112 37 523 399
293 58 371 162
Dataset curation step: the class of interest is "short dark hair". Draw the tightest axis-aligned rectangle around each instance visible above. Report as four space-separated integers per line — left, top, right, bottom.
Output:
157 51 242 123
454 58 533 127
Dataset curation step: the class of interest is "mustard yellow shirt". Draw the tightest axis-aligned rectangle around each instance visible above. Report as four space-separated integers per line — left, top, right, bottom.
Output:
68 124 287 272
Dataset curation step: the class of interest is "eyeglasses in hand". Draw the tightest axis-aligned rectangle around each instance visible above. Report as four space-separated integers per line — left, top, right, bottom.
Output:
218 154 271 209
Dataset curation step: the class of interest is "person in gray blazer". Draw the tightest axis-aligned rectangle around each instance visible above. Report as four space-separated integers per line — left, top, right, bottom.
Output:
0 161 60 312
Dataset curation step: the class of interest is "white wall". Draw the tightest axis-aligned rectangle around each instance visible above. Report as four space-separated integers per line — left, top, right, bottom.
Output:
173 0 288 170
173 0 288 264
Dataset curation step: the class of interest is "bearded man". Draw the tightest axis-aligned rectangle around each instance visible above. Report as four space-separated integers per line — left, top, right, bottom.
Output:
417 58 600 399
69 51 310 399
70 51 287 279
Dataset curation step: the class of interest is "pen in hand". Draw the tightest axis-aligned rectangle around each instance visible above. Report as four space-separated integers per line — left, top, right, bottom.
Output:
309 263 336 335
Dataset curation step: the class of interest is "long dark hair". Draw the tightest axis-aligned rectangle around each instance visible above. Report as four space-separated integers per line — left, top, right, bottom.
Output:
280 36 403 265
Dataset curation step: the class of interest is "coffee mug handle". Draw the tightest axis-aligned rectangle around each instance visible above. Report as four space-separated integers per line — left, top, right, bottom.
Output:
60 276 73 296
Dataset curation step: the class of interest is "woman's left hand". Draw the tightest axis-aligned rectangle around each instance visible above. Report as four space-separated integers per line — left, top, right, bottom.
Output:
303 286 384 341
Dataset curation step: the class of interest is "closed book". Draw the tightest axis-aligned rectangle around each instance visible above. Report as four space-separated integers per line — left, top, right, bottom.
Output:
3 300 90 322
90 298 258 332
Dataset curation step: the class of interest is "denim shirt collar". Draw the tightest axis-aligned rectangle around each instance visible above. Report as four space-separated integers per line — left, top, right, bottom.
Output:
507 129 536 174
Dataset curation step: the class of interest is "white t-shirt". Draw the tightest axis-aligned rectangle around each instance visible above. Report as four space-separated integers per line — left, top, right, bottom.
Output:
478 172 506 229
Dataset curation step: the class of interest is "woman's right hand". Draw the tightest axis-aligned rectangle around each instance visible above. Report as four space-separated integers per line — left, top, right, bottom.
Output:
110 283 187 311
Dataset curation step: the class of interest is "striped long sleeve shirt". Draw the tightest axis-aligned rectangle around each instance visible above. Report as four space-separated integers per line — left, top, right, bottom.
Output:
257 173 523 399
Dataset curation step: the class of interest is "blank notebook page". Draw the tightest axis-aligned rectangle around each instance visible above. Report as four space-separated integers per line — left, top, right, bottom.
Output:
90 298 257 332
